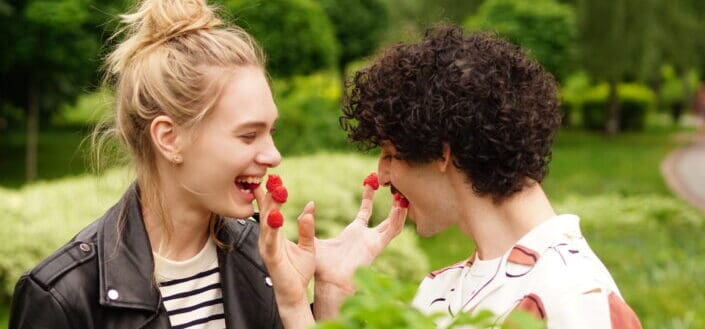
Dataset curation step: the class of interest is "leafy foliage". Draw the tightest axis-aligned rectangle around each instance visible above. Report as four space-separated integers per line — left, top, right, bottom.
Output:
580 83 655 131
318 0 389 71
222 0 339 78
314 268 545 329
0 0 105 126
0 153 429 304
464 0 576 81
271 73 352 155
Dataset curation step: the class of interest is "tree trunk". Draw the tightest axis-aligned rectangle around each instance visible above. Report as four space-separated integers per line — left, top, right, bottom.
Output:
26 74 39 182
605 80 620 135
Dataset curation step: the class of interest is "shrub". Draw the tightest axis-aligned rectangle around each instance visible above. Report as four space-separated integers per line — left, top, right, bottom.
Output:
222 0 339 78
51 88 113 127
555 193 705 328
0 153 429 303
464 0 576 81
315 268 545 329
559 72 591 126
581 83 655 131
318 0 389 73
271 73 353 155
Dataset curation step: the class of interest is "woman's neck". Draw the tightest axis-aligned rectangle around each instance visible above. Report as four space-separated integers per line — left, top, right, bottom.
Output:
140 180 212 261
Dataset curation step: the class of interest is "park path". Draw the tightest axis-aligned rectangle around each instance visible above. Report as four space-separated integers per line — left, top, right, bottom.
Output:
662 136 705 213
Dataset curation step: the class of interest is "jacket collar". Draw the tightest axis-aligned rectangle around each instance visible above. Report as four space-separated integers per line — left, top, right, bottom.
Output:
97 183 161 312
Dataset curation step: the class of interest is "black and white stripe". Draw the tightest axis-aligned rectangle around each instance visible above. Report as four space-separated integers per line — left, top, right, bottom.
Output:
159 267 226 329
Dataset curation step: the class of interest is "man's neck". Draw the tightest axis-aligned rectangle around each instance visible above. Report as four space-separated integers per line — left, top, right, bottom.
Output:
456 183 556 260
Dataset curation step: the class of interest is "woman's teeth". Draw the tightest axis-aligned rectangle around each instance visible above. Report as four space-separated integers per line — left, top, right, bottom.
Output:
236 177 262 192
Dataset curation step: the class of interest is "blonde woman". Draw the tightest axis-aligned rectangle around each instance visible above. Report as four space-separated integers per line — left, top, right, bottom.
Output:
9 0 309 327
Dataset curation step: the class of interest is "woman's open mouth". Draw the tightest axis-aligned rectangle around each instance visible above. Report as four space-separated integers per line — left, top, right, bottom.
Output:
235 176 262 201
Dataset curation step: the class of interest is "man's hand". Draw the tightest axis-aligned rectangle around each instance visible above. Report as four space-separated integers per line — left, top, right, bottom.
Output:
313 180 407 319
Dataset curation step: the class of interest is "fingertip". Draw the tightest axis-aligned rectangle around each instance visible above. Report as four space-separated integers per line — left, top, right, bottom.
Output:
304 201 315 214
254 186 266 210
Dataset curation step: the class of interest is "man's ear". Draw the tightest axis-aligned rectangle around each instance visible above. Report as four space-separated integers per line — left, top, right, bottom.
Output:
150 115 183 163
437 143 452 173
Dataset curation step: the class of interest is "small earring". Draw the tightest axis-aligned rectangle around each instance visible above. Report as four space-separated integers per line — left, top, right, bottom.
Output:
172 155 183 164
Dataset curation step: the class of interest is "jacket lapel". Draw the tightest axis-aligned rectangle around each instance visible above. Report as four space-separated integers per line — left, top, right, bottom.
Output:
97 183 161 313
217 217 283 329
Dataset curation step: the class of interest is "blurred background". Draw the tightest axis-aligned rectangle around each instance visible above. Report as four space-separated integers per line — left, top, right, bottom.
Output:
1 0 705 328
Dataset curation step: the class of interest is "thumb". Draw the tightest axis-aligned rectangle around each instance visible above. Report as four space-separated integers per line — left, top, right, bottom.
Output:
297 201 316 251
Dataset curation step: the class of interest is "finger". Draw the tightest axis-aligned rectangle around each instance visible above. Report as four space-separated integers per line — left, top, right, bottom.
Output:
378 206 407 244
261 208 287 258
254 185 269 216
354 185 376 225
297 201 316 251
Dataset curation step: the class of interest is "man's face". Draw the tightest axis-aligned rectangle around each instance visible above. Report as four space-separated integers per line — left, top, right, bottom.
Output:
377 142 456 237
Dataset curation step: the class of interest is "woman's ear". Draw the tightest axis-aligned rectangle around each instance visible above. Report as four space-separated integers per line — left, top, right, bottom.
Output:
150 115 183 164
437 143 452 173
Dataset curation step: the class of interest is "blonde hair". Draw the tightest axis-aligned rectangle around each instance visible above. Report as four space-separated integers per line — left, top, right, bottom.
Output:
95 0 263 248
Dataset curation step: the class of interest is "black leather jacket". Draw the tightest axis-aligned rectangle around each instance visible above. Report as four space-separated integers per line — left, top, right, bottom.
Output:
9 184 284 329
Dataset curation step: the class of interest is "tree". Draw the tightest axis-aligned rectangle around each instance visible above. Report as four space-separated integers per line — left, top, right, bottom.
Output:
0 0 105 181
318 0 389 90
576 0 653 134
222 0 339 78
464 0 577 82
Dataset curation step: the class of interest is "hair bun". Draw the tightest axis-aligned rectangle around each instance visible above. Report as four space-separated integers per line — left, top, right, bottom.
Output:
122 0 221 45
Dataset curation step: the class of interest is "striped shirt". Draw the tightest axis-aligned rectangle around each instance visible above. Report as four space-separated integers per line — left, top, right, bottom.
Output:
154 240 226 329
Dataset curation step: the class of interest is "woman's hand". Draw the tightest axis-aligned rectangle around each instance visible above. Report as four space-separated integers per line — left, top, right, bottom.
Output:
313 183 407 319
255 182 316 328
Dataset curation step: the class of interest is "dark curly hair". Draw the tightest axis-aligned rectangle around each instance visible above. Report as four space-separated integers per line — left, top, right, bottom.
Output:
340 26 562 200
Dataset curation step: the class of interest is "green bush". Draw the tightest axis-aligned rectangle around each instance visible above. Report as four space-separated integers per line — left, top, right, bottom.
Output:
560 72 591 126
555 193 705 329
581 83 655 131
315 268 545 329
51 88 113 127
0 153 429 303
318 0 389 71
464 0 576 81
222 0 339 78
272 73 352 155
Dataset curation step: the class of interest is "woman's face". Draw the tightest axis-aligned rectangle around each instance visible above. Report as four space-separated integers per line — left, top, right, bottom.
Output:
175 66 281 219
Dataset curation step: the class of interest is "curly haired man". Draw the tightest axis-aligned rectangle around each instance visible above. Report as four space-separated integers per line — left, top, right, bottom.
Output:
335 26 643 329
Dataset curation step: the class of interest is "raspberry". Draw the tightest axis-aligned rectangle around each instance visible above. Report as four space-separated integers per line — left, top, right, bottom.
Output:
362 173 379 190
271 185 288 203
267 209 284 228
398 196 409 208
266 174 283 192
246 182 260 191
394 193 409 208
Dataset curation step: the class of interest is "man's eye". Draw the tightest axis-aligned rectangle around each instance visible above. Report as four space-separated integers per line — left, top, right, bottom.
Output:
240 132 257 140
